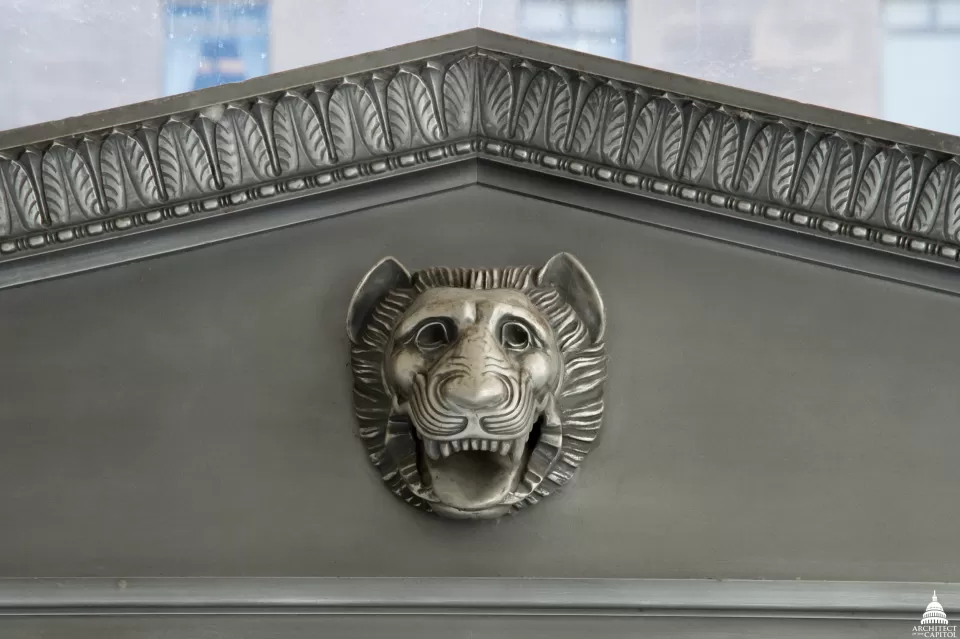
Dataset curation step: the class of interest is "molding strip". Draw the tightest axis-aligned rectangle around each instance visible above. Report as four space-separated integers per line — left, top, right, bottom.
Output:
0 578 956 619
1 29 959 274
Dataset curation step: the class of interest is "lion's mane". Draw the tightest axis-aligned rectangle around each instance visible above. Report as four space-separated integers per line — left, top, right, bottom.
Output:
350 265 607 513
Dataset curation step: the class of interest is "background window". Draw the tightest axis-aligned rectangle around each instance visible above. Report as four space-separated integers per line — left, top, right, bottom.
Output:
883 0 960 135
518 0 628 60
165 1 270 97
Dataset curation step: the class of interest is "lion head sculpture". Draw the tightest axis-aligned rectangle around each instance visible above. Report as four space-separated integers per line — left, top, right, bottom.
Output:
346 253 607 519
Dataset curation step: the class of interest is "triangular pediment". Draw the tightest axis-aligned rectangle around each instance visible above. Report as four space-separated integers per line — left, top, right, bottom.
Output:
0 28 957 288
4 29 960 630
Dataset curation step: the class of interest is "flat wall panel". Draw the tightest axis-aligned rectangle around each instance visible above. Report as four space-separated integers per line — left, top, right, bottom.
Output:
0 185 957 580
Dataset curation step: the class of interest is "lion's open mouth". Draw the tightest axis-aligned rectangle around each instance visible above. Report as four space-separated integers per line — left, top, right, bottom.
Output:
413 415 544 515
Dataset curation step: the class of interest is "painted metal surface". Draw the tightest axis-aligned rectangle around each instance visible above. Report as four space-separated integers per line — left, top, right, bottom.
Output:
0 30 957 636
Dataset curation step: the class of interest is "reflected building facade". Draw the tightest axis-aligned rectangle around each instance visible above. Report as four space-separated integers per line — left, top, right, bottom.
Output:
165 2 269 95
0 0 953 137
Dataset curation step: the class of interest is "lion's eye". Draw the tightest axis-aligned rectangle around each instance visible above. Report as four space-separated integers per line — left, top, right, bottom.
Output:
415 321 451 352
500 321 532 351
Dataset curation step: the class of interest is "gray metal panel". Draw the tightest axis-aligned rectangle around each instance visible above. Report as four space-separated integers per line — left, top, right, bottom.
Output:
0 185 957 581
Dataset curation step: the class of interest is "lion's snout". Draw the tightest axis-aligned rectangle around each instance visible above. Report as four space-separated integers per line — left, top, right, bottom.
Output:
440 372 509 411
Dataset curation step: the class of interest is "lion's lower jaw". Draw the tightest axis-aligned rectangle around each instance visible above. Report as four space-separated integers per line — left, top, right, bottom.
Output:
411 415 545 516
421 442 529 514
430 502 514 520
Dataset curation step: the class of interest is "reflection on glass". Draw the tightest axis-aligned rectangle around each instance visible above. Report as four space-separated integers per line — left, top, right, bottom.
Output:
939 0 960 26
517 0 627 60
2 0 960 139
882 0 960 135
883 0 933 27
164 1 270 97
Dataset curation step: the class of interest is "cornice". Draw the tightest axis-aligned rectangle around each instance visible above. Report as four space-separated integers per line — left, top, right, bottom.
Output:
1 29 959 272
0 577 955 619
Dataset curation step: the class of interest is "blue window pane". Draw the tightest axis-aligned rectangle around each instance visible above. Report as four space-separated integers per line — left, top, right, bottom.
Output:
520 0 570 32
938 0 960 26
164 1 270 97
883 34 960 135
518 0 627 60
169 5 211 18
574 36 624 58
571 1 624 32
883 0 933 28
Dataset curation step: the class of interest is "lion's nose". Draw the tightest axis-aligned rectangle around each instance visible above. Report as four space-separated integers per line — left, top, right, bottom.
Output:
443 374 507 410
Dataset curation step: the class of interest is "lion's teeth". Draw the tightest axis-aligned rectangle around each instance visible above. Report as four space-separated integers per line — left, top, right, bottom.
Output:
511 436 525 462
427 438 525 456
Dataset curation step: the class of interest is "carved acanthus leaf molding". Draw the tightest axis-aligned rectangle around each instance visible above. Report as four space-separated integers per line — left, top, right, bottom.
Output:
0 47 958 264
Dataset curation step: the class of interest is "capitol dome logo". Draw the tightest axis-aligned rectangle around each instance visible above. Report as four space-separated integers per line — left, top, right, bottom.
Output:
914 592 957 638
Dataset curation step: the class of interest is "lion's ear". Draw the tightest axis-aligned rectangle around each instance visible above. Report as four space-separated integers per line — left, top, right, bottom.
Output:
538 252 605 342
347 257 412 343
